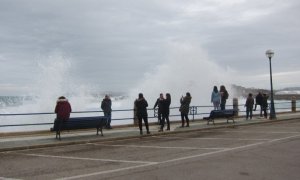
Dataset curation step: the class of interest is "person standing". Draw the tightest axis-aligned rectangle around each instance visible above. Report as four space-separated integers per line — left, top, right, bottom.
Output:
245 93 254 120
211 86 221 110
159 93 171 132
253 92 263 117
134 93 151 135
53 96 72 130
101 95 112 129
154 93 164 125
220 85 229 110
262 93 269 119
179 92 192 127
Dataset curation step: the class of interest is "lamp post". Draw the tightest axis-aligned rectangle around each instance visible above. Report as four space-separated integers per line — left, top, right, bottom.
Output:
265 49 276 119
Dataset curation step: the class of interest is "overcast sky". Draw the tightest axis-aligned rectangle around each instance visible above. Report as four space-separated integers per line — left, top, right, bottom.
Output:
1 0 300 97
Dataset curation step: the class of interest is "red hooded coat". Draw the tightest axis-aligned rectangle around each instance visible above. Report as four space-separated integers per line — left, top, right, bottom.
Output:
55 98 72 121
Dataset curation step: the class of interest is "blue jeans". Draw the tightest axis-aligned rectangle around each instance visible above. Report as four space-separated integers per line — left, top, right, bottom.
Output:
104 112 111 127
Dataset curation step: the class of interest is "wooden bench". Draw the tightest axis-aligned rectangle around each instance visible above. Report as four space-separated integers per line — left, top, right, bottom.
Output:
204 109 237 125
50 116 107 140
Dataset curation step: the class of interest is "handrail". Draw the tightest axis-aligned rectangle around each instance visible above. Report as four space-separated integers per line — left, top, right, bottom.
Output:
0 100 297 129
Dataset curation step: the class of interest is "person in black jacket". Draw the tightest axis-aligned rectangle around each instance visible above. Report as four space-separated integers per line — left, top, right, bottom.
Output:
154 93 164 125
253 92 263 117
159 93 171 132
134 93 150 135
180 92 192 127
262 93 269 119
220 85 229 110
101 95 112 129
245 93 254 120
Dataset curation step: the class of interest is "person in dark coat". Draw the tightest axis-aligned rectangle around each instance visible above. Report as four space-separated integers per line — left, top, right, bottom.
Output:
154 93 164 125
179 92 192 127
53 96 72 130
134 93 150 135
253 92 263 117
101 95 112 129
220 85 229 110
159 93 171 132
245 93 254 120
262 94 269 119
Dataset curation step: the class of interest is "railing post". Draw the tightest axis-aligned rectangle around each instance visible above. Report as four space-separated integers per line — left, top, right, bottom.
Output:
233 98 239 116
189 106 196 121
133 103 138 126
291 96 296 112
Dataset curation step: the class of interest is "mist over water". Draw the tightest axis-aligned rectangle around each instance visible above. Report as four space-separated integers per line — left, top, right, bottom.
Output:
1 43 234 132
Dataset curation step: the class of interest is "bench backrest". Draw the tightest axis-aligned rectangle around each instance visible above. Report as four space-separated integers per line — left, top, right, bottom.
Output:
209 109 236 118
58 116 107 131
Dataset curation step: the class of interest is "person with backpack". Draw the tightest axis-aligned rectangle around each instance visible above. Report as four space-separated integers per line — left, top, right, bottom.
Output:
220 85 229 110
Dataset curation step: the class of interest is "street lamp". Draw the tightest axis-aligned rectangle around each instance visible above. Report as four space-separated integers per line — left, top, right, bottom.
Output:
265 49 276 119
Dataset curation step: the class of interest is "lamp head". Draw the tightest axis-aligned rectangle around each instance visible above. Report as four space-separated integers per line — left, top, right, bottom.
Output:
266 49 274 59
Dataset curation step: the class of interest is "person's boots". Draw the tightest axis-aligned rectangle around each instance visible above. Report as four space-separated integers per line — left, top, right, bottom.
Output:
140 130 143 135
146 126 151 134
186 120 189 127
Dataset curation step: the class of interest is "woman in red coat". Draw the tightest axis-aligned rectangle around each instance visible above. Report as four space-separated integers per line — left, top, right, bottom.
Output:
53 96 72 130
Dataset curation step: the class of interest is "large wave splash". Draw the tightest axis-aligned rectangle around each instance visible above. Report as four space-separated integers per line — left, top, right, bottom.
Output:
127 42 232 108
0 43 234 132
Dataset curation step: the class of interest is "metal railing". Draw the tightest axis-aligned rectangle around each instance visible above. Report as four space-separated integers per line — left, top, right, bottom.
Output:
0 100 298 131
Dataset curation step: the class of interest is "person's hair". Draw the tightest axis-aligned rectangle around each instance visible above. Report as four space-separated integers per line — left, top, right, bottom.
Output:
220 85 226 91
186 92 191 97
213 86 218 93
249 93 252 97
166 93 171 100
58 96 66 99
138 93 143 99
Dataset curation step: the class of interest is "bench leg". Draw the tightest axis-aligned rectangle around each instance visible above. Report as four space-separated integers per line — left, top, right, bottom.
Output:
58 130 61 140
227 117 235 123
207 118 215 125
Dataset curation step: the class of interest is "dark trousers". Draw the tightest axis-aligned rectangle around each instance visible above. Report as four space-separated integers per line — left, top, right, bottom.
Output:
160 113 170 130
181 113 189 127
104 112 112 128
157 110 162 124
220 100 226 110
262 107 268 118
246 107 253 119
138 116 149 132
254 104 263 117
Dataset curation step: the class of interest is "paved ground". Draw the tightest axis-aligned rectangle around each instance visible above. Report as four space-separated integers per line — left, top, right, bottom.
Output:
0 114 300 180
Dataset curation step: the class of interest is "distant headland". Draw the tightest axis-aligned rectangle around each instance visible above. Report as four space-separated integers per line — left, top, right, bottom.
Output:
231 84 300 100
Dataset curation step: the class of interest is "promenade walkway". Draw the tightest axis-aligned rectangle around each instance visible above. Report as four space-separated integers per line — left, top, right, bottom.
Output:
1 112 299 152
